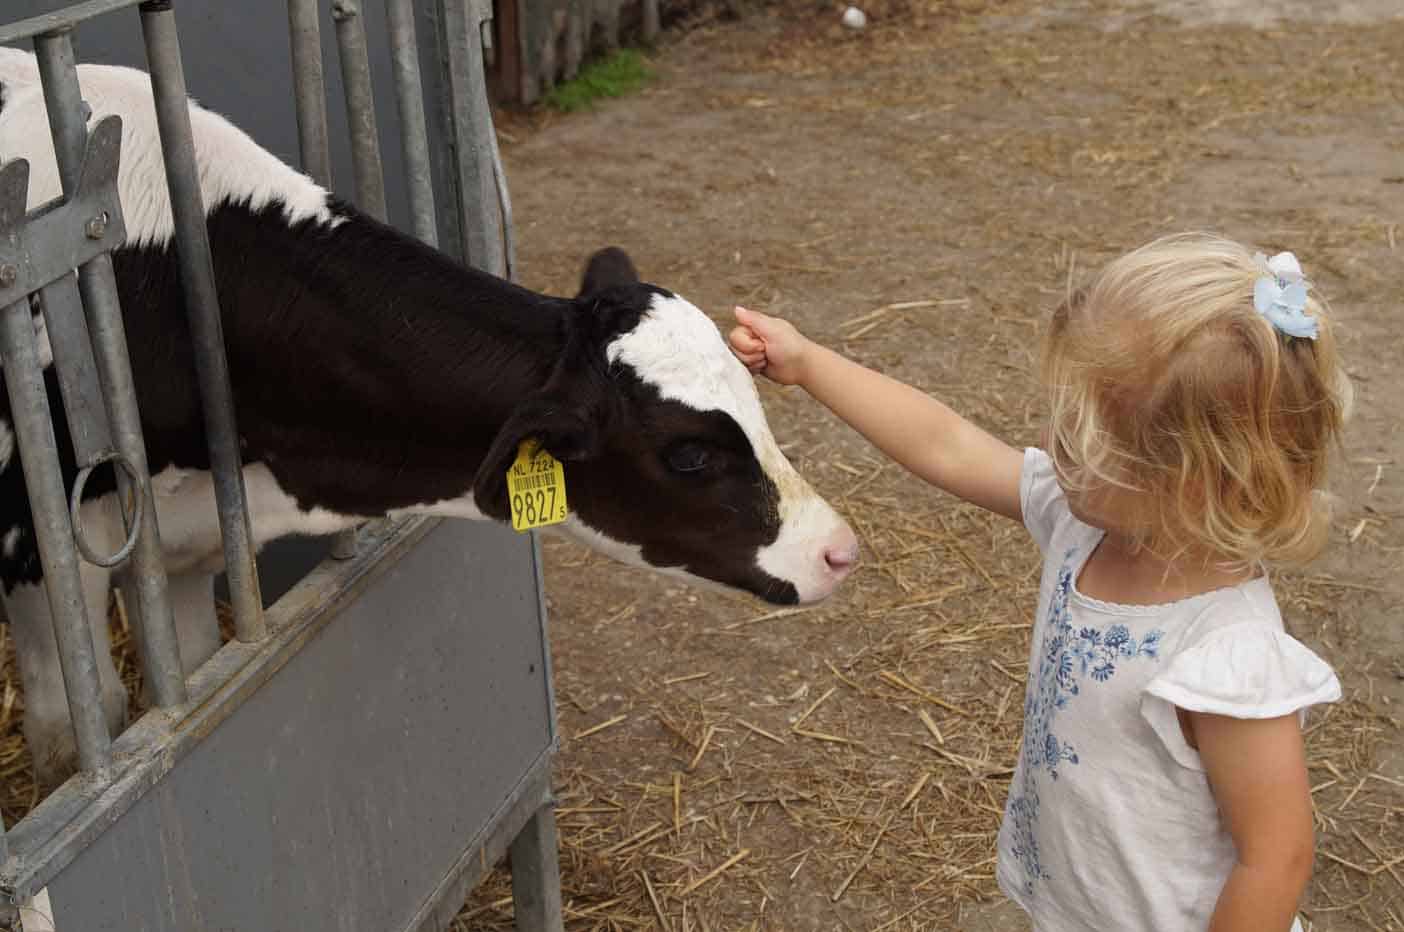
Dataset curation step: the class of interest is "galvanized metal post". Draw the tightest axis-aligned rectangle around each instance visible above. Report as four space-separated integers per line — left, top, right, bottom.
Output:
384 0 438 246
472 0 514 279
138 0 266 642
486 94 515 282
286 0 333 188
331 0 388 221
509 806 565 931
32 28 188 707
0 294 111 773
451 0 557 922
435 0 505 276
328 0 389 562
29 38 113 469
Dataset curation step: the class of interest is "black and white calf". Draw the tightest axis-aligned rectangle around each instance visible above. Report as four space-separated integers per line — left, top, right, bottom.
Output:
0 49 858 780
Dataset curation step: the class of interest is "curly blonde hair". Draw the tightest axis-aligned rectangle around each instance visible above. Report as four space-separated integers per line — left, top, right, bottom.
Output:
1041 233 1352 568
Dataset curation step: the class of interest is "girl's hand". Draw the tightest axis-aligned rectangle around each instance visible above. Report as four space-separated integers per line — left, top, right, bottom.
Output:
728 306 812 386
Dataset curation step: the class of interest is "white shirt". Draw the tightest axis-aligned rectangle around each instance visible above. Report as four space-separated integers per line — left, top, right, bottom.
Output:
996 449 1340 932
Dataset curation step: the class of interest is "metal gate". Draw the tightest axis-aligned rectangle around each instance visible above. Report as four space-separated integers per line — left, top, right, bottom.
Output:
0 1 563 929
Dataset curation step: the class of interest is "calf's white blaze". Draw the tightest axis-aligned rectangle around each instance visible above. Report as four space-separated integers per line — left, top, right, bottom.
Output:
607 294 854 602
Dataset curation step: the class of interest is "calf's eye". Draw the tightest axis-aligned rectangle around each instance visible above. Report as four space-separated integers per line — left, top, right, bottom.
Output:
664 442 711 474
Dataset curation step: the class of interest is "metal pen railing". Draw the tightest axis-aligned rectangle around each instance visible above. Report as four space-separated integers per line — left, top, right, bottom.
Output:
287 0 334 189
32 26 188 712
0 0 275 786
386 0 439 246
0 0 516 886
139 0 268 642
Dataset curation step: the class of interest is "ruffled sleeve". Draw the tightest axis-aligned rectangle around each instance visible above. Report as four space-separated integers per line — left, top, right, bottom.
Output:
1140 622 1341 771
1020 448 1070 553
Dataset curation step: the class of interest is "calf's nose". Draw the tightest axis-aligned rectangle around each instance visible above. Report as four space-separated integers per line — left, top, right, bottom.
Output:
822 529 860 576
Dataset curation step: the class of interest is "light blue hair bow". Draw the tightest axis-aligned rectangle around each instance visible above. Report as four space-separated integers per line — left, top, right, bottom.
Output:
1253 251 1318 340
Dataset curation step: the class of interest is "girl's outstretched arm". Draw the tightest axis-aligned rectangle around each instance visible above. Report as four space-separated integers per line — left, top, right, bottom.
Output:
1191 711 1316 932
730 306 1023 521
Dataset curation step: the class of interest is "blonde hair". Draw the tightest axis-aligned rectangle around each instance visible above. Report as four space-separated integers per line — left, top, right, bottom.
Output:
1041 233 1352 568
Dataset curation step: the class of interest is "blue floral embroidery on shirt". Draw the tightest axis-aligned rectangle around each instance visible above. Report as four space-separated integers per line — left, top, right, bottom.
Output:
1006 549 1164 894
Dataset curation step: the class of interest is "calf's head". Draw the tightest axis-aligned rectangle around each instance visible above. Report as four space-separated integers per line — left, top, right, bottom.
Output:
473 248 858 605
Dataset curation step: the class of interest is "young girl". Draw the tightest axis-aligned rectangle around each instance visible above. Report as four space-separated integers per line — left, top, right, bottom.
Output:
728 233 1350 931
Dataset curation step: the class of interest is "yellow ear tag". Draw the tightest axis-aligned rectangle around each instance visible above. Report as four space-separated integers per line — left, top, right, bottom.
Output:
507 439 568 532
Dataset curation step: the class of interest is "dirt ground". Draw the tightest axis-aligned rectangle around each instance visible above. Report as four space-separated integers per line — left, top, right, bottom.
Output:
455 0 1404 929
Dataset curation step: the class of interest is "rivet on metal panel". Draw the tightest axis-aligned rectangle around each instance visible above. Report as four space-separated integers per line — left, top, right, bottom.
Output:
84 211 109 240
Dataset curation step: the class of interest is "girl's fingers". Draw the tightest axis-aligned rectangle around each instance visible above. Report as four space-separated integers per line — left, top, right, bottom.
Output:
735 305 791 345
729 325 765 355
734 305 771 332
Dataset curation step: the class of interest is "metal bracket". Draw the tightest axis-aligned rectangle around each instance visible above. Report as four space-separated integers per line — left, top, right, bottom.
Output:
0 116 128 303
0 160 29 237
468 0 494 28
468 0 495 55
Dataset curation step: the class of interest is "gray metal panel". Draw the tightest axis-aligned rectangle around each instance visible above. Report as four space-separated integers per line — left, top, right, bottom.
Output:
44 517 551 931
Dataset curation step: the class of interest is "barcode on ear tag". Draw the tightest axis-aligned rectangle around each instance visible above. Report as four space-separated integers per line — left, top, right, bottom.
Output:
507 440 568 532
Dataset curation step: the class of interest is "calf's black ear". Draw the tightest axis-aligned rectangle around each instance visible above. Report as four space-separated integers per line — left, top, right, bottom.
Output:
472 391 606 522
576 246 639 298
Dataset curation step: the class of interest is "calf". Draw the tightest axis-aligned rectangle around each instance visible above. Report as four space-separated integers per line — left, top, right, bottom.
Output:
0 50 858 781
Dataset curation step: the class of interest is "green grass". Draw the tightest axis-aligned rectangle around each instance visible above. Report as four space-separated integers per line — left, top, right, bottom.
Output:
544 49 653 112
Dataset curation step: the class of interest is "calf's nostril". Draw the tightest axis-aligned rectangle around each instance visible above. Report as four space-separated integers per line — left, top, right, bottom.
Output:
823 542 859 573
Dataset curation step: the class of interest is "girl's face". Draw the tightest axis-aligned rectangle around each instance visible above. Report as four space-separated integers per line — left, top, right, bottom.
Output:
1063 482 1141 535
1042 424 1147 537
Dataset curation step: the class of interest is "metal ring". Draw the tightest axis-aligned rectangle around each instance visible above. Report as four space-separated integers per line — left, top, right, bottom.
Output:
70 450 144 568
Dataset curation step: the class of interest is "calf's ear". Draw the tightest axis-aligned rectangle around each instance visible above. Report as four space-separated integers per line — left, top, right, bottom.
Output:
472 391 606 522
576 246 639 298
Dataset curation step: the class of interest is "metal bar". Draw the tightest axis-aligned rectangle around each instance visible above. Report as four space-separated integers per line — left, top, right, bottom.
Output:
487 106 515 282
0 298 111 773
138 0 266 642
286 0 333 188
509 805 566 932
438 0 505 275
477 0 515 279
35 63 187 700
0 0 147 45
528 535 556 746
31 37 115 467
328 0 388 562
331 0 388 221
78 253 188 705
33 275 110 461
385 0 438 246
